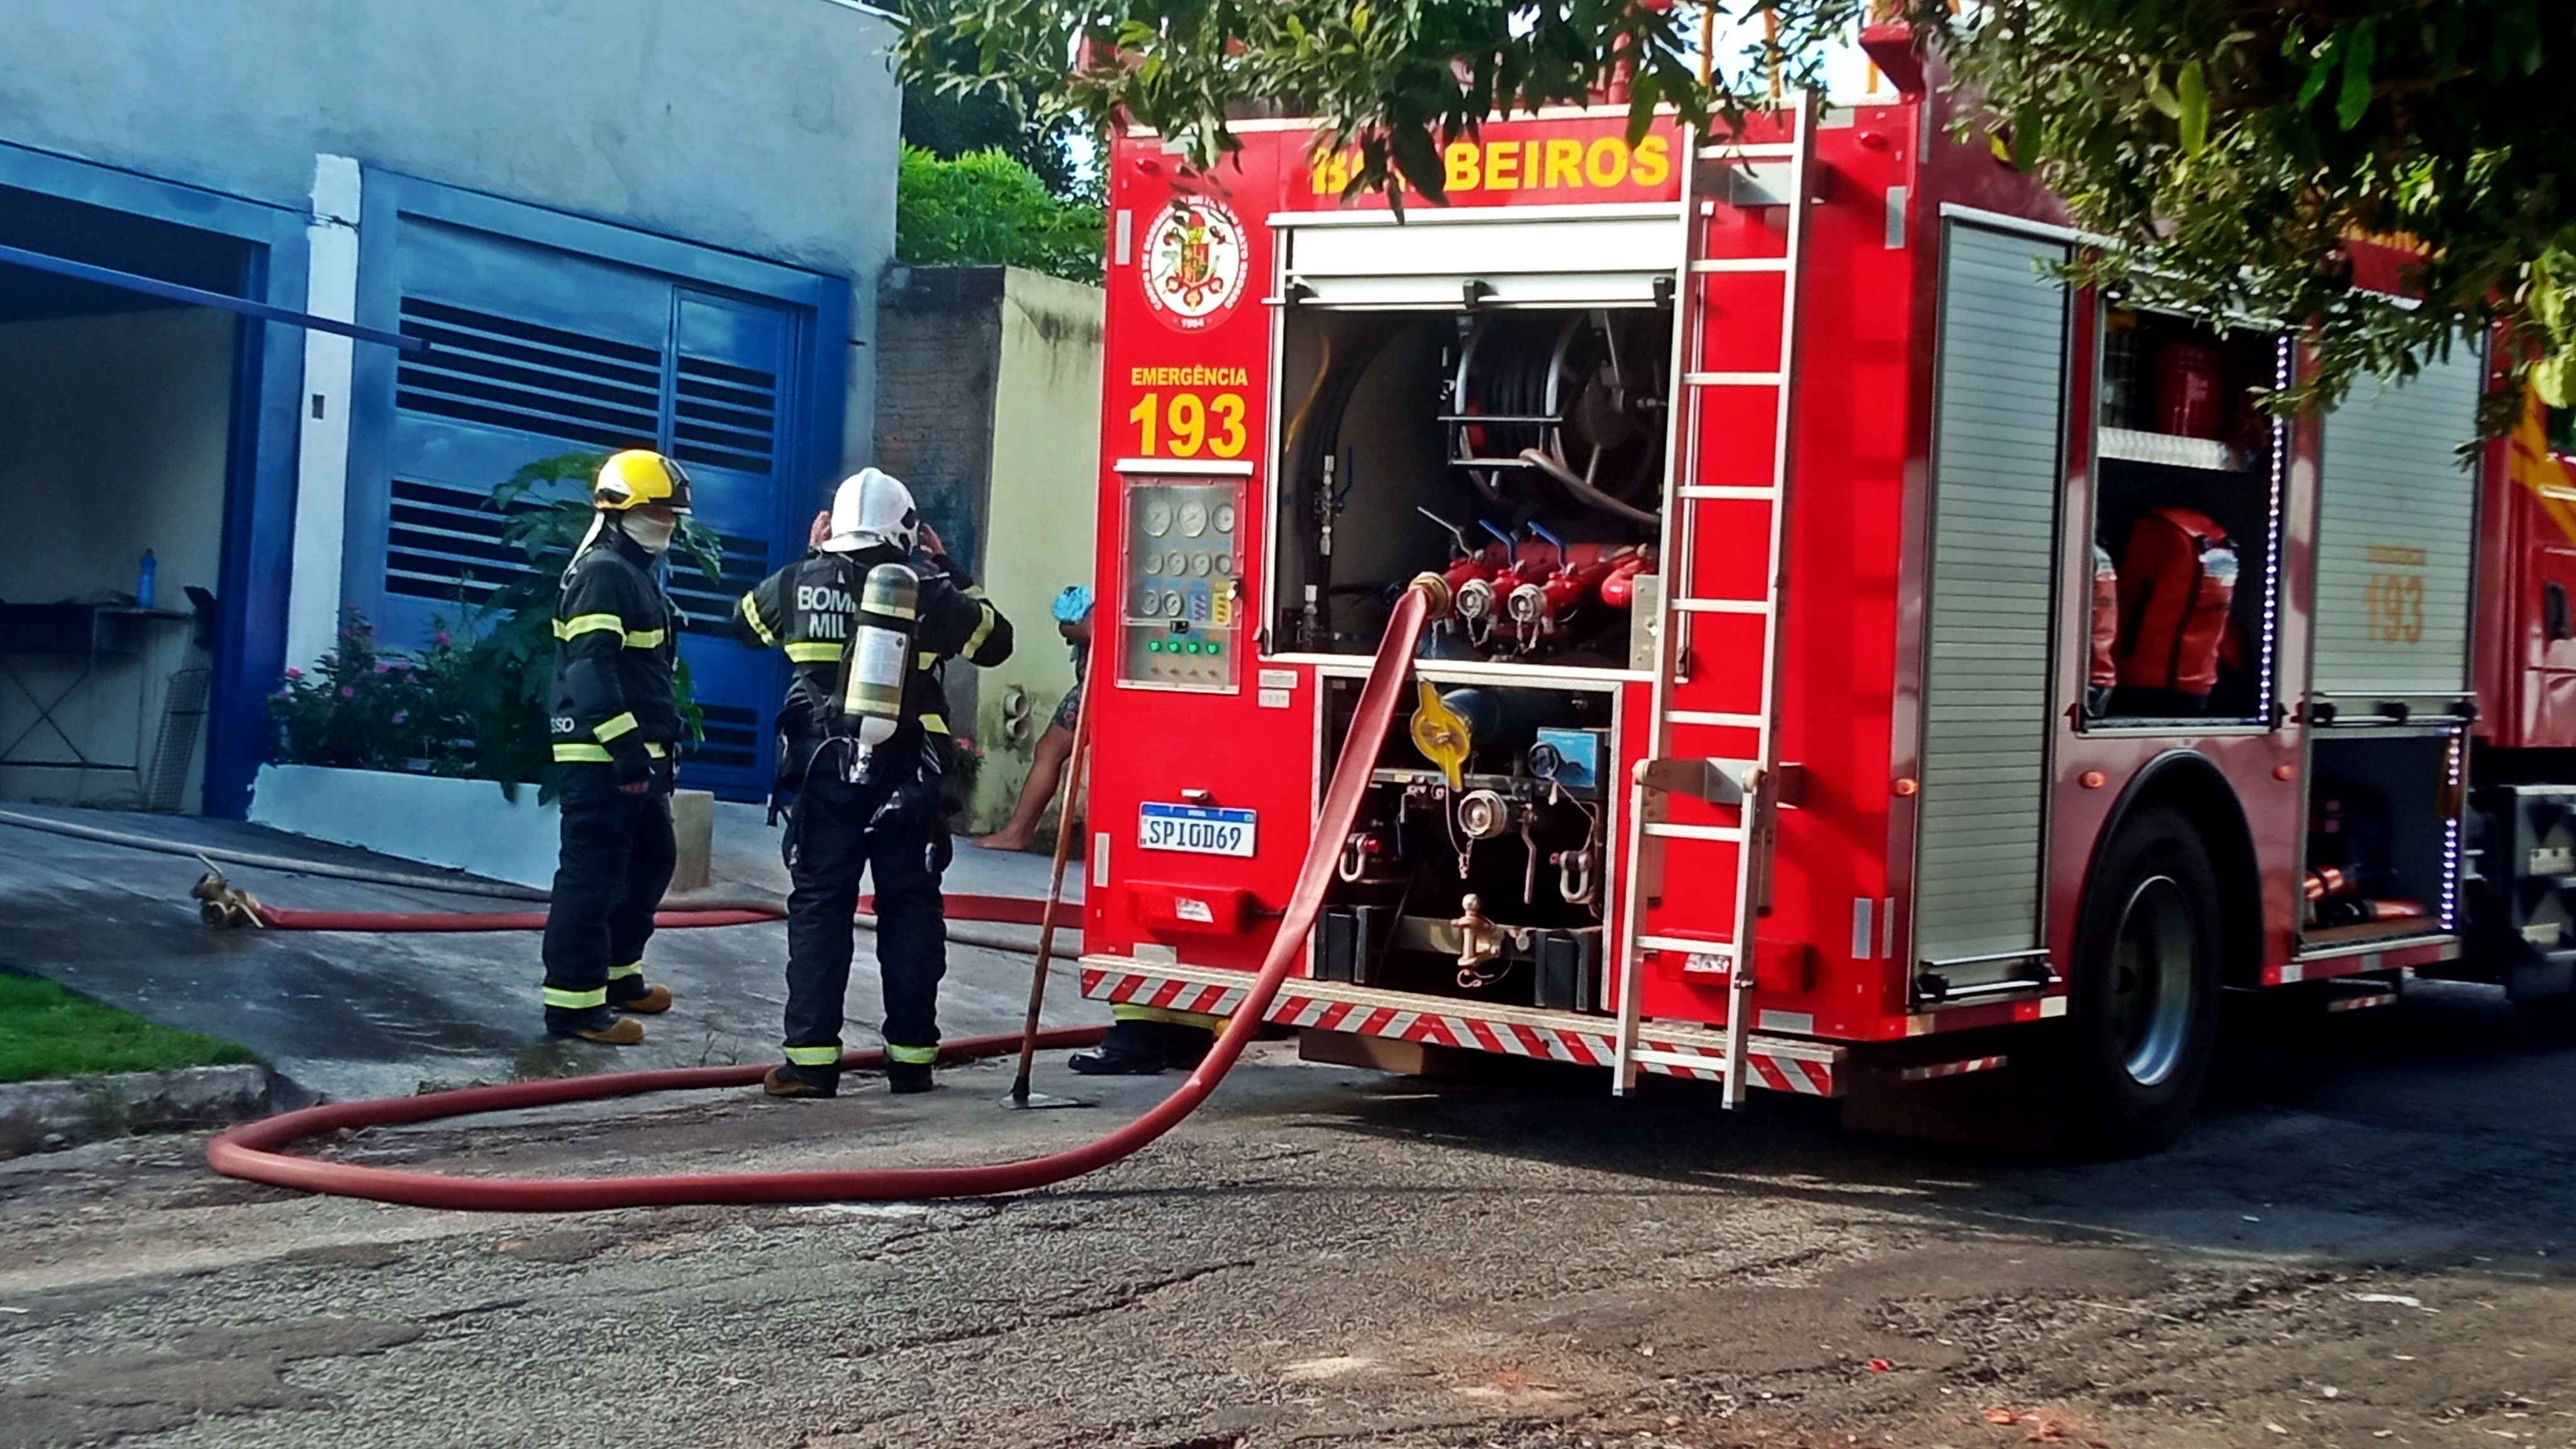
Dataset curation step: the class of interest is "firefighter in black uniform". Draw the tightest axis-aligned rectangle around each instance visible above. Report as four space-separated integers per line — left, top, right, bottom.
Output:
540 450 691 1045
733 468 1013 1096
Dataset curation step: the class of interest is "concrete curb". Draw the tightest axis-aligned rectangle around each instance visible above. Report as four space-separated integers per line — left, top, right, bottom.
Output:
0 1064 277 1159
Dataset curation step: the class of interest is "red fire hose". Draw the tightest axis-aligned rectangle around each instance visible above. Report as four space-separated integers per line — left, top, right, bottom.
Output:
241 895 1079 935
205 584 1433 1209
247 906 779 932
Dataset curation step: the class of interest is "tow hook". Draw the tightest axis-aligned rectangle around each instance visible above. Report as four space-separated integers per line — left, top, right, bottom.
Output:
1452 893 1504 974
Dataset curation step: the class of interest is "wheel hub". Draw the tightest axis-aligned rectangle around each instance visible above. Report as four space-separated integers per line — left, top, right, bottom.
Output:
2109 874 2197 1088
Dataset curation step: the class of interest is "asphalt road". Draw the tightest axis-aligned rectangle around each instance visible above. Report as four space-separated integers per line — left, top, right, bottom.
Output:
7 978 2576 1449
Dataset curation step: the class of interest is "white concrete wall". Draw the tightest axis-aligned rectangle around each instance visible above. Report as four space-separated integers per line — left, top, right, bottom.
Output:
0 308 236 810
967 268 1105 836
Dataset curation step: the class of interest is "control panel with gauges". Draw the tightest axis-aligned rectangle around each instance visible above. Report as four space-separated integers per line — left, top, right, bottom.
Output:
1119 474 1247 691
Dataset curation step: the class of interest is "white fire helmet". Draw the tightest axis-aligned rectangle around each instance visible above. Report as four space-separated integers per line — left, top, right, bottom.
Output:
821 469 919 555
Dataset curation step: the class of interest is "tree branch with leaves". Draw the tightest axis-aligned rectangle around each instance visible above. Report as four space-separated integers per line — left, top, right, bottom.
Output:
901 0 2572 430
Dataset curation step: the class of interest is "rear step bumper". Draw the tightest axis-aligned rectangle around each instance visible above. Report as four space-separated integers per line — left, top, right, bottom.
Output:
1077 955 1846 1097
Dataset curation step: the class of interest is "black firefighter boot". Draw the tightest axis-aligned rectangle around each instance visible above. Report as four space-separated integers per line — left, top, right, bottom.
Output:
1162 1021 1218 1070
1068 1018 1170 1075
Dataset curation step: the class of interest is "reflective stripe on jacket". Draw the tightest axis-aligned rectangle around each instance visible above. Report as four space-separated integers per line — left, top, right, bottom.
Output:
547 529 681 763
731 545 1013 753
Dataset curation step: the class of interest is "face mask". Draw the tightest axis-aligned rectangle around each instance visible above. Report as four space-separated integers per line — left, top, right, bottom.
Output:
623 513 678 554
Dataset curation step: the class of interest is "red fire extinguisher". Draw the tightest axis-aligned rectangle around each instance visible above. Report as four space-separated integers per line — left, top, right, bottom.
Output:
2155 338 2225 440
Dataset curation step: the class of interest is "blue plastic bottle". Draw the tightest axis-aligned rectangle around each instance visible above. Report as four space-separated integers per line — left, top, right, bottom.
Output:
136 550 157 610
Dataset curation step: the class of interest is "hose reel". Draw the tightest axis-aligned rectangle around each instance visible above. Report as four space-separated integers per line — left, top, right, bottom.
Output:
1445 309 1667 531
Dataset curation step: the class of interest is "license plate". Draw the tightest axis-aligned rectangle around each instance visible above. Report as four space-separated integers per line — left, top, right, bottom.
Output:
1138 802 1257 858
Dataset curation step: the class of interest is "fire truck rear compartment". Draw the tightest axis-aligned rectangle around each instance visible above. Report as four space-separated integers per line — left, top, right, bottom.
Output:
1314 674 1616 1013
1274 303 1672 668
2303 733 2457 948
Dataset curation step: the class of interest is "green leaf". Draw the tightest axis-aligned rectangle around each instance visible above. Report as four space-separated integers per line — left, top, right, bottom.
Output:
1389 123 1446 203
2533 260 2573 340
2536 350 2576 411
2433 4 2465 78
2295 30 2340 111
2336 20 2376 131
2009 101 2040 171
1624 67 1660 148
2176 58 2207 157
2495 2 2545 78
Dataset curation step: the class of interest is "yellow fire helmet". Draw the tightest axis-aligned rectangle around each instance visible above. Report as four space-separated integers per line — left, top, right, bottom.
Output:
592 450 694 513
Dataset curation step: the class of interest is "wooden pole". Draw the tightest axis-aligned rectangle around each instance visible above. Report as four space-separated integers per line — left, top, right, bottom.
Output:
1009 660 1094 1103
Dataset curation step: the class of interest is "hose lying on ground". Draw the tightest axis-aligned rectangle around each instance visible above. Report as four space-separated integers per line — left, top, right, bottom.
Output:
203 583 1435 1210
0 807 553 901
203 892 1075 959
226 898 1075 960
0 806 1074 954
242 906 782 932
5 804 1071 928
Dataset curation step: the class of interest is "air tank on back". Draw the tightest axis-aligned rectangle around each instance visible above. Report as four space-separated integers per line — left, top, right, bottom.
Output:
838 561 921 773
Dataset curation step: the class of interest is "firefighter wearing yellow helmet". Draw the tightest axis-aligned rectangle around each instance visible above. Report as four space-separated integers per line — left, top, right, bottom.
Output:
538 449 692 1045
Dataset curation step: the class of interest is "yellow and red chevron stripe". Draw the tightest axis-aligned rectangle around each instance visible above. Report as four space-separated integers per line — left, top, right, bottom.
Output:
1078 958 1843 1096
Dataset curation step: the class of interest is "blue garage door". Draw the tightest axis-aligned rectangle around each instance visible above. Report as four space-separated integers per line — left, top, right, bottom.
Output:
355 194 831 801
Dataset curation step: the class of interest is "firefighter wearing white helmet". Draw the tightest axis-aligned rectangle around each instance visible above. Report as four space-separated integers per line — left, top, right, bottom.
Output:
538 449 692 1045
732 468 1013 1096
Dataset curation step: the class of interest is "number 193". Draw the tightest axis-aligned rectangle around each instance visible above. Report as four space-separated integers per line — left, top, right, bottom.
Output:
1129 391 1246 458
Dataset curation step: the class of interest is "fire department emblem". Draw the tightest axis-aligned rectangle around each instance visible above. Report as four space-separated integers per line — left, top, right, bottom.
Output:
1141 200 1247 332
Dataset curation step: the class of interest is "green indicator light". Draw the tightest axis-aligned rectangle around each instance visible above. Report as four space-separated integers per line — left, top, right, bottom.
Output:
1207 641 1221 655
1146 640 1162 653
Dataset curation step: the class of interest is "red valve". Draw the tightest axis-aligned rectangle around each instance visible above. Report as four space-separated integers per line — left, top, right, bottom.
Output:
1509 555 1625 626
1597 552 1655 609
1442 552 1497 594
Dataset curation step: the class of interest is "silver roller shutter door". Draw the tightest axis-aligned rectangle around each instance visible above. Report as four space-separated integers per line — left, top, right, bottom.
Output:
2312 346 2484 699
1914 225 2070 982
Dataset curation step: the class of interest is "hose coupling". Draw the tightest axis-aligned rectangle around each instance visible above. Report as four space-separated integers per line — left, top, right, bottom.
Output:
191 869 267 929
1407 572 1455 620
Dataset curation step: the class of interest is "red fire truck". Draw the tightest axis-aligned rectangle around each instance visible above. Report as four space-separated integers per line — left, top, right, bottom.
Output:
1068 50 2576 1150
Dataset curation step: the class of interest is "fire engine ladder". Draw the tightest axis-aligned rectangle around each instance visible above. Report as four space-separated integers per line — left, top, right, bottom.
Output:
1611 94 1818 1107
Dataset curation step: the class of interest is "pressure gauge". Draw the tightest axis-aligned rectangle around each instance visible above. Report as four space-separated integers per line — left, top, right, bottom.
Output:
1143 501 1172 536
1191 552 1213 577
1140 551 1161 575
1216 553 1234 576
1179 501 1208 537
1137 589 1162 616
1163 591 1185 617
1213 502 1237 534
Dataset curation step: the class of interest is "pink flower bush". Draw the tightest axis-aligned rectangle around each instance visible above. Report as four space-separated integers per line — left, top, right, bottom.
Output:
267 608 466 772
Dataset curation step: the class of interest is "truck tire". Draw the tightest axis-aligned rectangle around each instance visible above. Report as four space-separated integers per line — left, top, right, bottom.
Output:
2065 804 2224 1155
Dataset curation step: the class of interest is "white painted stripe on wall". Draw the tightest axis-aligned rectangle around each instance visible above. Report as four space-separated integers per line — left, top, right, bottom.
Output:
284 154 361 670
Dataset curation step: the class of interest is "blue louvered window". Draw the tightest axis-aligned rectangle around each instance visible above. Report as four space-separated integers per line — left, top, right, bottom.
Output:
350 179 836 800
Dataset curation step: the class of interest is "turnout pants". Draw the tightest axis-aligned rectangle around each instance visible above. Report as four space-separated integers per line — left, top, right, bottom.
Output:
780 763 952 1080
541 760 677 1031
